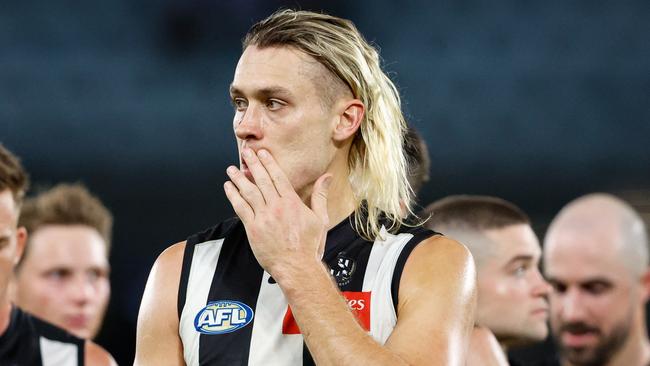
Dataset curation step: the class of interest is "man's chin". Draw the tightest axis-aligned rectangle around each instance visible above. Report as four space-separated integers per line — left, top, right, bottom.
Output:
562 346 601 366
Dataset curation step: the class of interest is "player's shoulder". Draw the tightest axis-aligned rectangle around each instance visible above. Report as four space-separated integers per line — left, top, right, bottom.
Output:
155 217 243 266
401 234 475 296
85 340 117 366
156 241 186 266
412 234 473 268
187 217 243 246
21 308 83 346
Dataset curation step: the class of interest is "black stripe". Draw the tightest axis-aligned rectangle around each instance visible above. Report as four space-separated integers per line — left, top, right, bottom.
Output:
302 342 315 366
198 221 264 366
177 241 195 320
391 229 439 311
78 340 84 366
179 218 241 319
323 219 373 292
302 217 372 364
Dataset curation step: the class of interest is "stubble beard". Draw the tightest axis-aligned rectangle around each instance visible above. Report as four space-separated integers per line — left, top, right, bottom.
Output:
555 315 632 366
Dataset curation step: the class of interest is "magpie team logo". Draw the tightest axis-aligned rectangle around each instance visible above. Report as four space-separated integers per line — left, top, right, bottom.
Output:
194 300 254 334
330 254 356 287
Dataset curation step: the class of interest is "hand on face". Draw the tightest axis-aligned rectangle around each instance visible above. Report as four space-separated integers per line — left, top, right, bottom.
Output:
224 148 332 275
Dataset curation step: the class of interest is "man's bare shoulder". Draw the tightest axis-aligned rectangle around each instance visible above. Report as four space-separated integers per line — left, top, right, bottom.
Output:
134 241 187 365
384 235 476 363
140 240 186 313
156 241 186 267
408 234 474 278
84 340 117 366
395 233 476 317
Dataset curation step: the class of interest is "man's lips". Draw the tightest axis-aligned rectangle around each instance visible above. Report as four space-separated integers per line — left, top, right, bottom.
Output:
531 307 549 317
561 330 599 348
65 314 90 329
558 322 601 348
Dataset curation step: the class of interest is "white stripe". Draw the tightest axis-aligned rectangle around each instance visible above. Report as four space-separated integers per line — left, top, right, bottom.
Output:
362 227 392 292
39 337 78 366
365 231 414 345
179 239 225 366
247 271 304 366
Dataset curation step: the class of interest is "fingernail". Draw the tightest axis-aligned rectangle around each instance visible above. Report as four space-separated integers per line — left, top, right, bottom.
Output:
258 149 268 158
227 166 237 175
242 149 252 158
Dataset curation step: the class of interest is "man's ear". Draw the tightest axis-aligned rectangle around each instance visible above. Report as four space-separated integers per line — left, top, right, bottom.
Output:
333 99 364 142
640 268 650 302
14 227 27 266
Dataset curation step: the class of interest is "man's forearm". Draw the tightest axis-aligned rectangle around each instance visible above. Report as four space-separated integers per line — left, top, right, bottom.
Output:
272 259 409 366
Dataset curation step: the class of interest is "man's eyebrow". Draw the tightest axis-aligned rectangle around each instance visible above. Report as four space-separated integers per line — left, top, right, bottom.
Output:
504 255 534 266
580 278 613 287
229 85 294 99
229 84 241 96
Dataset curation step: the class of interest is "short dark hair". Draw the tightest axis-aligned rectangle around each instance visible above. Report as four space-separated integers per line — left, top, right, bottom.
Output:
19 183 113 252
404 126 430 196
0 144 29 206
422 195 530 232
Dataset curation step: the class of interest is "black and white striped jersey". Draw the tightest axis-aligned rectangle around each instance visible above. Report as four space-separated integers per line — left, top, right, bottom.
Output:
0 306 85 366
177 215 437 366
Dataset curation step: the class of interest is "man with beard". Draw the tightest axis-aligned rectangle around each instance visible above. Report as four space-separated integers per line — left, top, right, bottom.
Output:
544 193 650 366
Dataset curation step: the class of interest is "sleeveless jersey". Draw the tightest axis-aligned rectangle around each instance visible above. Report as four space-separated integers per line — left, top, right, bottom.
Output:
0 306 85 366
177 216 437 366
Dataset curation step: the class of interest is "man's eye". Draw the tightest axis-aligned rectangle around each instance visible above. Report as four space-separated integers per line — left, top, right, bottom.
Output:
88 269 108 282
46 269 70 280
513 265 527 277
266 99 283 110
232 98 247 110
584 283 609 295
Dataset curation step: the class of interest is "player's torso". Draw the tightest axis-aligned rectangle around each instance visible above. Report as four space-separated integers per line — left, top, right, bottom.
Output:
178 217 434 366
0 306 84 366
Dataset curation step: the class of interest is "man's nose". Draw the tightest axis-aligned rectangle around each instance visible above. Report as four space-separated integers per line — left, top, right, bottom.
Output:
531 268 552 297
234 104 263 141
559 288 587 322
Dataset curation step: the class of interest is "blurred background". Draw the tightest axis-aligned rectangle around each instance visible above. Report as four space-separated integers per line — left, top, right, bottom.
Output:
2 1 649 364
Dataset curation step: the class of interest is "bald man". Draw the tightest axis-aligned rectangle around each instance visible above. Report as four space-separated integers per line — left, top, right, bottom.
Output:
544 193 650 366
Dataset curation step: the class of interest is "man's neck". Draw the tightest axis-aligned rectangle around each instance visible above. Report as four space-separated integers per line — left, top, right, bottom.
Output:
300 157 357 231
0 300 12 336
325 176 356 230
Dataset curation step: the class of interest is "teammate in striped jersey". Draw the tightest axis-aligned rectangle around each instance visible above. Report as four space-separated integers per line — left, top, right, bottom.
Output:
0 144 115 365
136 9 477 365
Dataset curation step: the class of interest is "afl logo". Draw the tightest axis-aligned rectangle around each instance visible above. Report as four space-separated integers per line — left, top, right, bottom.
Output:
194 300 254 334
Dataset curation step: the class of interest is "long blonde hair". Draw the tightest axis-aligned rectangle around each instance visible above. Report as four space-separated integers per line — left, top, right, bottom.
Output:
243 9 414 240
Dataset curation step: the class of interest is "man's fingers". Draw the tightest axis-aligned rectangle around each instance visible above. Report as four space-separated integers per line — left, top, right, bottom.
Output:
242 148 279 202
224 181 254 223
257 149 294 197
226 165 265 210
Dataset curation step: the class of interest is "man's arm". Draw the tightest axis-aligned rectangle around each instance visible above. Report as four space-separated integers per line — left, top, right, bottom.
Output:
275 235 476 366
84 340 118 366
466 326 509 366
224 148 477 365
134 242 186 366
